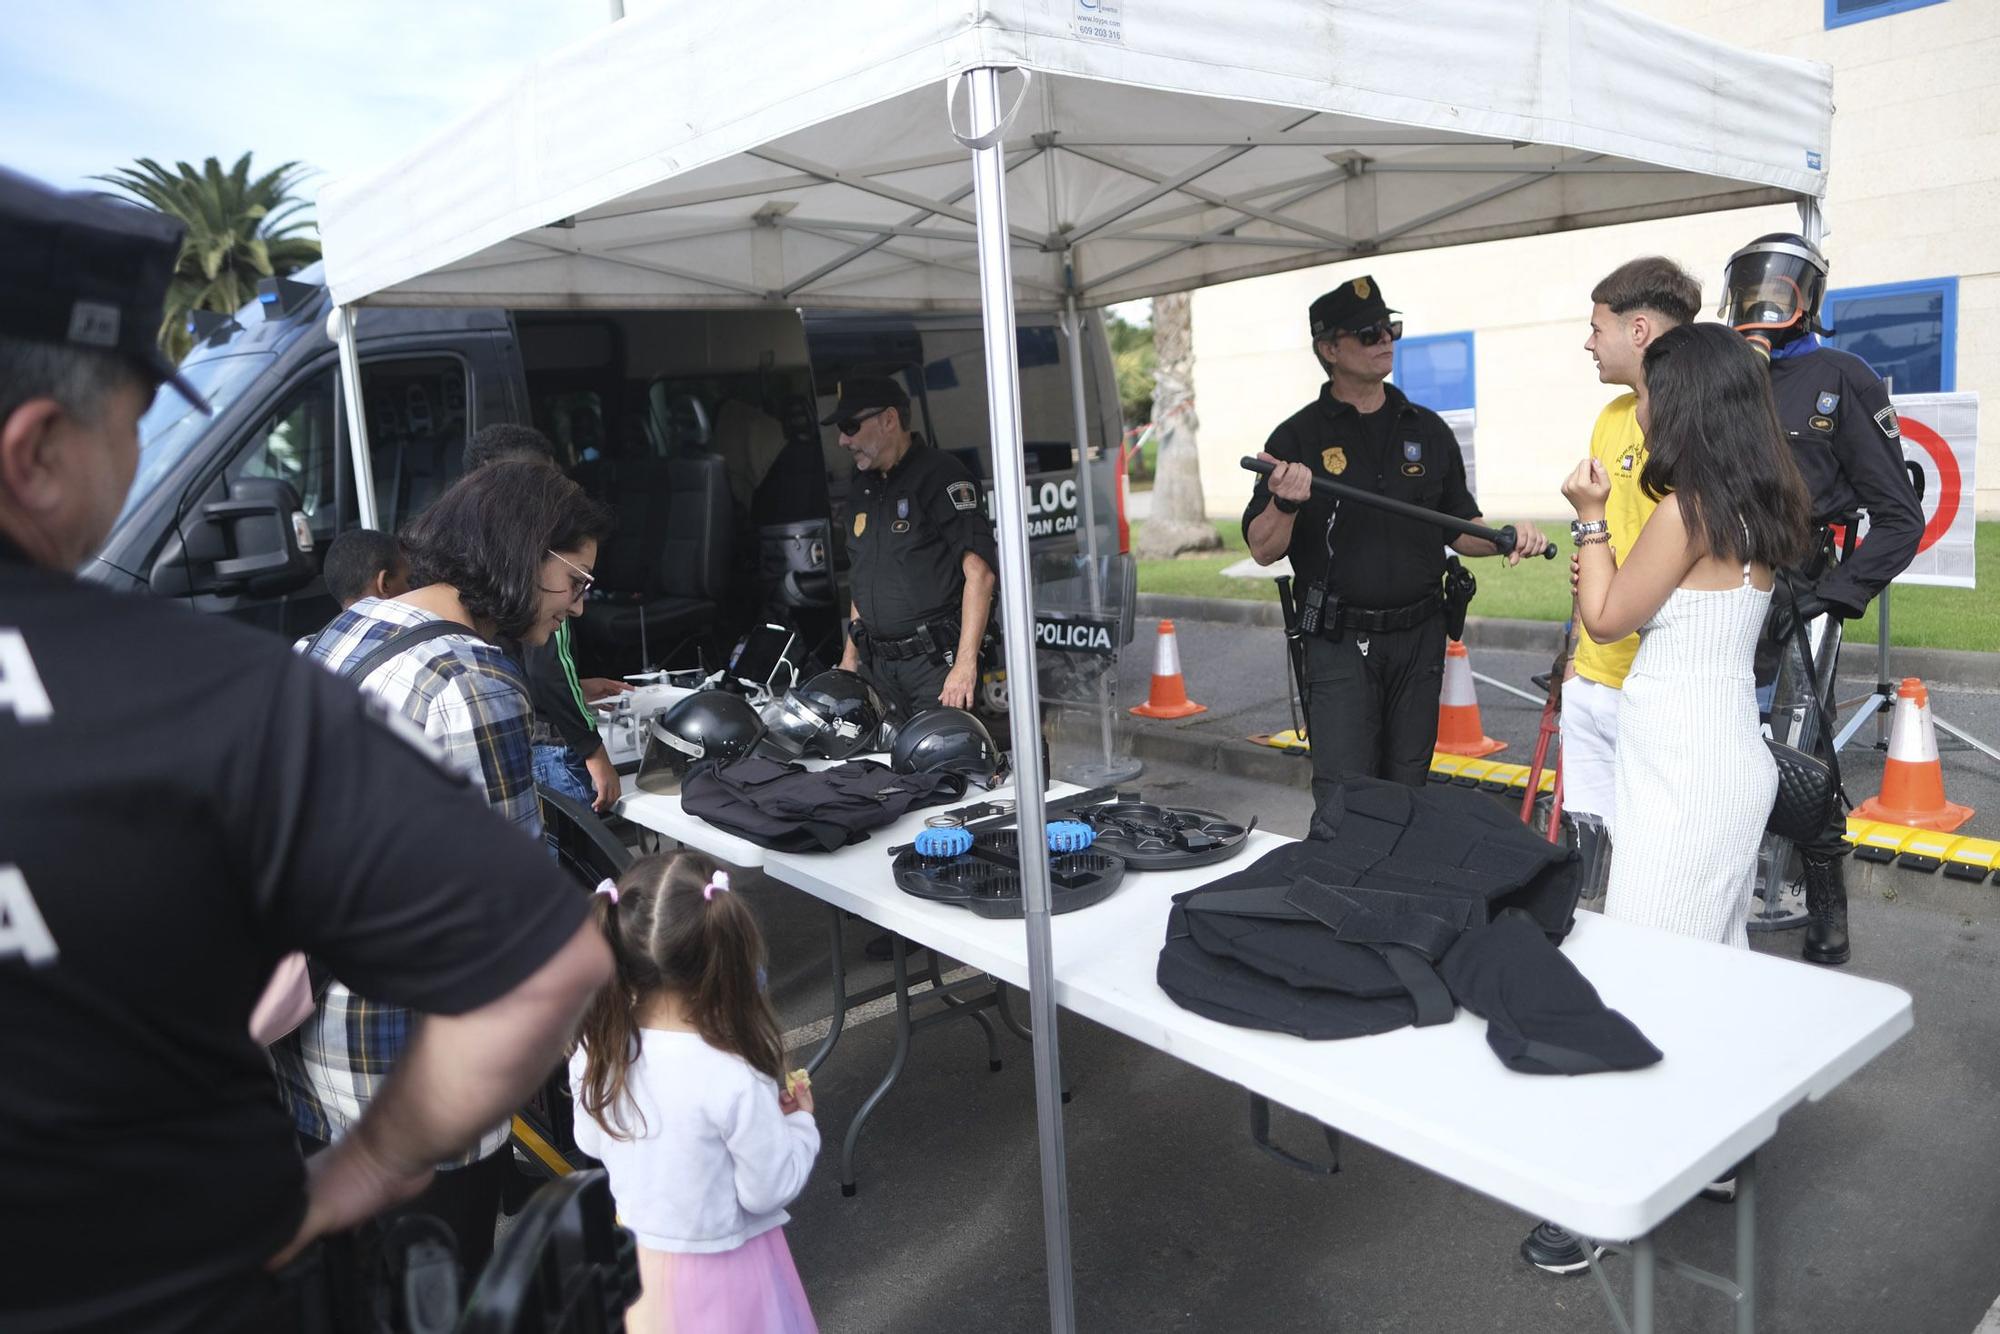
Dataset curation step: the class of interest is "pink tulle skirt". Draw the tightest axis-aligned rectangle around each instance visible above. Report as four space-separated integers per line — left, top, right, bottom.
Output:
627 1227 818 1334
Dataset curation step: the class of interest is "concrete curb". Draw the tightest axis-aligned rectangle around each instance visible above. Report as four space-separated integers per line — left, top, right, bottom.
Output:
1132 594 1998 689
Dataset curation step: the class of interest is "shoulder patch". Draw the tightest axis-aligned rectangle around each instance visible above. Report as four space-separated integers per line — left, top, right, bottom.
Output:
947 480 980 512
1873 404 1900 440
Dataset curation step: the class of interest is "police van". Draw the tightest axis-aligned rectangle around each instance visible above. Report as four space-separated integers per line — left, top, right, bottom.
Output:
86 265 1127 675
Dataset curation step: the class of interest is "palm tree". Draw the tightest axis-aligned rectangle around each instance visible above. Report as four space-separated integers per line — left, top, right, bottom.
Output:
93 153 322 361
1134 291 1221 559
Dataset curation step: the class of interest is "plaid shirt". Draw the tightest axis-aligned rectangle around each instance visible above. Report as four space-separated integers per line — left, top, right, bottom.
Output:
272 598 537 1164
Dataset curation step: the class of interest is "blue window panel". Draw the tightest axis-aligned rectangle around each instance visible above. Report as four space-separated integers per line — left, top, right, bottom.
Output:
1824 276 1956 395
1826 0 1948 28
1394 331 1476 412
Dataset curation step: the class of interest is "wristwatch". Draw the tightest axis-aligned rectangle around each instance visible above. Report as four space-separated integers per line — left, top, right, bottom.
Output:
1273 495 1303 515
1570 519 1609 543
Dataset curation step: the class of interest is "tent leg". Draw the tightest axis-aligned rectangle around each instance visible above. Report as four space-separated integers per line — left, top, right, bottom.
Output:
333 306 380 530
964 64 1077 1334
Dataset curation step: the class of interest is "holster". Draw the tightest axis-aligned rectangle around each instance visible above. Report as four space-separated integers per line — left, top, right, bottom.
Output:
1441 555 1476 641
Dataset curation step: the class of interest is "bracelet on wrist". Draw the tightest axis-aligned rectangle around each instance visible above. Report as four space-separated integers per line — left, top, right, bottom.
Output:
1577 532 1611 548
1273 495 1302 515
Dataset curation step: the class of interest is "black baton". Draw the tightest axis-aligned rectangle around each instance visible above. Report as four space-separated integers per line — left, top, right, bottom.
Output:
1241 456 1556 559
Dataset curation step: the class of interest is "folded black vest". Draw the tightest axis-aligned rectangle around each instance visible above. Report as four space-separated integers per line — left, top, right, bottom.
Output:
680 756 966 852
1157 778 1657 1073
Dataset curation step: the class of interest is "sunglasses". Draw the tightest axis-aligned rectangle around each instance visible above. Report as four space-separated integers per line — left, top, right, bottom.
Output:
836 406 889 438
1340 320 1404 347
544 548 595 601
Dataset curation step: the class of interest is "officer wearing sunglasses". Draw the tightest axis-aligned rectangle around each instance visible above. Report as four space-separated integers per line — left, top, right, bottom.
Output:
827 376 998 722
1244 275 1549 805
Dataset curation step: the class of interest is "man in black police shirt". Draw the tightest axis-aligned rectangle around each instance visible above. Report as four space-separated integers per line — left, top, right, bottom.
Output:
0 168 612 1332
831 376 998 721
1246 277 1549 807
1721 232 1923 966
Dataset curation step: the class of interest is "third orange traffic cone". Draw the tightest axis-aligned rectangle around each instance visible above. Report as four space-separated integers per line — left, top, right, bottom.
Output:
1435 639 1506 757
1853 678 1973 831
1130 619 1207 719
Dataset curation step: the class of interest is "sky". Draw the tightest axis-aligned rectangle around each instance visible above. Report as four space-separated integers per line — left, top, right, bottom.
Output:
0 0 1153 324
1 0 662 196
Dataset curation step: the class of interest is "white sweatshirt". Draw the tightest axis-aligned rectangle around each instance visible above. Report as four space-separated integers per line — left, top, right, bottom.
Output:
569 1030 820 1253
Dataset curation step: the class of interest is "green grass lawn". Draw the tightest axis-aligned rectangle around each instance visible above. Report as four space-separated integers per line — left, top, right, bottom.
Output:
1133 520 2000 652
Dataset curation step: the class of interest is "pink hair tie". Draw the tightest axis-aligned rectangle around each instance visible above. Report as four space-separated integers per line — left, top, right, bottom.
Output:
594 878 620 905
703 870 732 902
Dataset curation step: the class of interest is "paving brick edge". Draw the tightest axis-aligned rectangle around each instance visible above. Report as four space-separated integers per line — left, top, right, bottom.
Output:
1133 594 1996 689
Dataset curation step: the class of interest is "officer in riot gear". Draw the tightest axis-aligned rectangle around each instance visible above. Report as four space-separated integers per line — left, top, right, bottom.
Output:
1722 231 1923 965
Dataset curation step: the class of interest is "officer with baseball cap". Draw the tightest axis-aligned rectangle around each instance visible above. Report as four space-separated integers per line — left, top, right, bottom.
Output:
826 374 997 723
1244 275 1549 808
1 167 610 1331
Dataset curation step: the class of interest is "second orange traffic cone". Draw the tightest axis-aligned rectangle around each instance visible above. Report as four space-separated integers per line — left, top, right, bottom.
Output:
1130 619 1207 719
1435 638 1506 757
1853 678 1973 831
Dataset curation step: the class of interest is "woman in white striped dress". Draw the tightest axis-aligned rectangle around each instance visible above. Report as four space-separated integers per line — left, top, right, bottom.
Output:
1563 322 1813 948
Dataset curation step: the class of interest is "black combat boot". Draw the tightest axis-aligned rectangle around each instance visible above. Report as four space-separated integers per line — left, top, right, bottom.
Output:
1802 853 1850 966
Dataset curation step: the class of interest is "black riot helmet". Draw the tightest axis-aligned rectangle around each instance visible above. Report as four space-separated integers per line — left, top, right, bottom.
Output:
1719 232 1829 351
642 690 764 787
891 708 1002 787
759 668 885 760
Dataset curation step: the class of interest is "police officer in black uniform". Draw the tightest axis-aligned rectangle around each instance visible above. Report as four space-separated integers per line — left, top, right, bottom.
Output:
0 168 611 1333
1245 277 1550 807
831 376 998 721
1722 232 1923 966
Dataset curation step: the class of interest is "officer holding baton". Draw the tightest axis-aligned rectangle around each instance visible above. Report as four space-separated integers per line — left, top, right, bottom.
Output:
1245 276 1549 802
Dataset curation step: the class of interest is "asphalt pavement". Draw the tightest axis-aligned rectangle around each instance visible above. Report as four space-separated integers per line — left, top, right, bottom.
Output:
698 613 2000 1332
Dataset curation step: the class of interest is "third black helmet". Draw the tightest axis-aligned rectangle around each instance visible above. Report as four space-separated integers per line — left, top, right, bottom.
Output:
891 707 1001 787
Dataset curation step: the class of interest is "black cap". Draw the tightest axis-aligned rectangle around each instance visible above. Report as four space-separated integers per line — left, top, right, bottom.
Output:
819 375 910 427
1309 275 1398 339
0 168 210 413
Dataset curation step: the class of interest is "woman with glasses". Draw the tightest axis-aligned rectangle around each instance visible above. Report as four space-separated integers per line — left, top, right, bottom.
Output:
272 456 614 1281
1244 275 1550 811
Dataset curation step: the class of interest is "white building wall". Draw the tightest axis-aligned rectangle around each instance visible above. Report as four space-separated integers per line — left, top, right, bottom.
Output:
1191 0 2000 524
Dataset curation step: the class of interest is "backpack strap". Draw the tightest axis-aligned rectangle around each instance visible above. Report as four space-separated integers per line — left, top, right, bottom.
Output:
337 619 478 686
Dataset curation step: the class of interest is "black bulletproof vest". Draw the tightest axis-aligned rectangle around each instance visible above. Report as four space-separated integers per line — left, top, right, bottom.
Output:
1157 778 1658 1073
680 756 965 852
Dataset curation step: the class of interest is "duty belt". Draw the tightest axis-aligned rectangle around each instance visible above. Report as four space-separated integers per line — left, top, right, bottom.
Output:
864 620 956 662
1321 593 1441 636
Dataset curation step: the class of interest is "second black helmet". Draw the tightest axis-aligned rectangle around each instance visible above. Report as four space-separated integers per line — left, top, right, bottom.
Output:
760 668 886 760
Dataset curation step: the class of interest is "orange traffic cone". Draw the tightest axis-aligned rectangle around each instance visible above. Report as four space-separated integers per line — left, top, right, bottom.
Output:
1853 678 1974 831
1435 639 1506 757
1130 619 1207 719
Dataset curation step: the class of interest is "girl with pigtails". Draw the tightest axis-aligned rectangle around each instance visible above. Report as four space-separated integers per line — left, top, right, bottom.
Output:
571 853 820 1333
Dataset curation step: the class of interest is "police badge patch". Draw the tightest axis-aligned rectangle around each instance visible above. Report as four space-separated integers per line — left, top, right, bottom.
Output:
897 497 910 519
1402 441 1422 462
947 480 979 511
1816 391 1839 416
1321 446 1348 475
1873 404 1900 439
853 512 867 537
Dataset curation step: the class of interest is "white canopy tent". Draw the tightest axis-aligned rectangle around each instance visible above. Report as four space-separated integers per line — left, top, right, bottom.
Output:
319 4 1830 1325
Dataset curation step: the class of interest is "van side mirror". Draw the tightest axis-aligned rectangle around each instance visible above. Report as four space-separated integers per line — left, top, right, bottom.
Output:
151 477 319 599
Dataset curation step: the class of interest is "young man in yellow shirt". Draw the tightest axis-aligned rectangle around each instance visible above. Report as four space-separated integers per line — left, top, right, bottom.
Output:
1563 257 1702 852
1523 255 1705 1281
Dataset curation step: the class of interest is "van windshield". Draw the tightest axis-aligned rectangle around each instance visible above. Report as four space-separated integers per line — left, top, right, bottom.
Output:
118 352 275 522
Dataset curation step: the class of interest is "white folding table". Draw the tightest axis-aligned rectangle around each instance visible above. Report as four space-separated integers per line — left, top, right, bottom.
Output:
619 793 1913 1332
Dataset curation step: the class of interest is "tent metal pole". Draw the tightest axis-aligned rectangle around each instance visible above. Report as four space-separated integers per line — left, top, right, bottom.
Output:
332 306 380 531
966 63 1077 1334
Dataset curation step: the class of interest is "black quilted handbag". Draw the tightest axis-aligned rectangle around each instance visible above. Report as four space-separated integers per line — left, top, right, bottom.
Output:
1764 575 1845 844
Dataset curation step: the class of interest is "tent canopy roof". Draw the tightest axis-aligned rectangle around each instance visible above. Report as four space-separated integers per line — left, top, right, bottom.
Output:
319 0 1831 314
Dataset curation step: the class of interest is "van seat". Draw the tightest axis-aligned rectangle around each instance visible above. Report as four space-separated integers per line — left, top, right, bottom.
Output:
575 453 732 670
